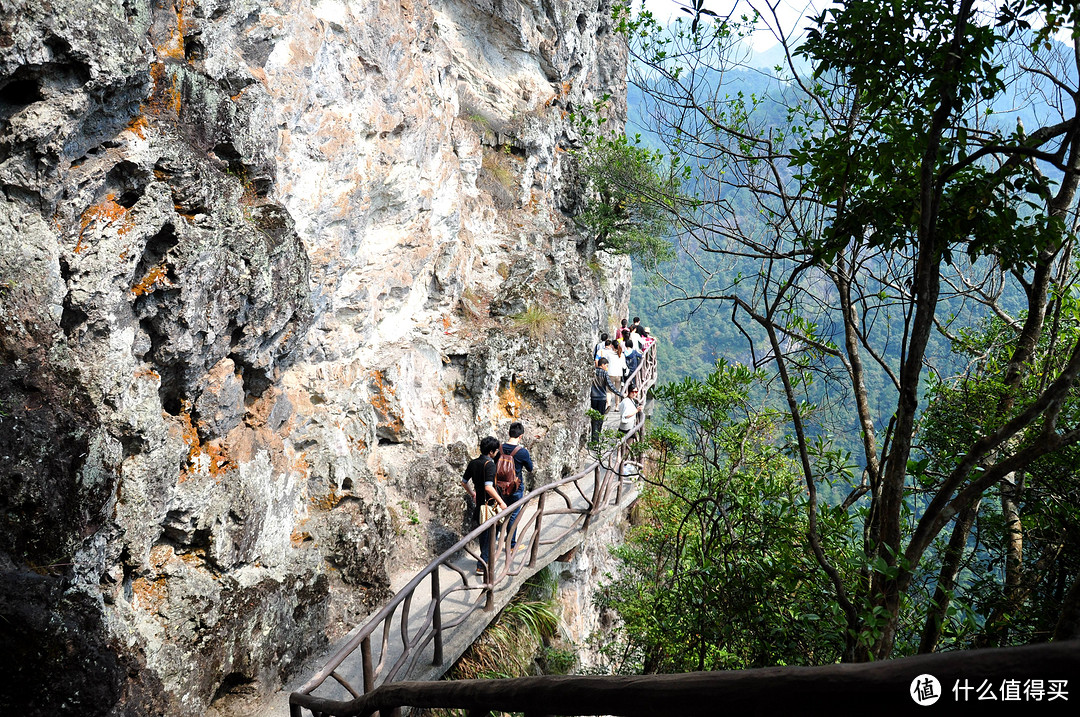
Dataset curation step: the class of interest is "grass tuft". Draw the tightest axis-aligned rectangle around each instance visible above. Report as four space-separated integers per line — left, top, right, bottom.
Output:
512 304 555 339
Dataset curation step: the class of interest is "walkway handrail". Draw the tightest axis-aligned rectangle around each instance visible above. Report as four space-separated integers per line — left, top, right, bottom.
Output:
291 640 1080 717
290 344 659 716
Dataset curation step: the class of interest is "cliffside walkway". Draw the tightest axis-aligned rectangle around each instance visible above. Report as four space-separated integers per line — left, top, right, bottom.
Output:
288 346 659 717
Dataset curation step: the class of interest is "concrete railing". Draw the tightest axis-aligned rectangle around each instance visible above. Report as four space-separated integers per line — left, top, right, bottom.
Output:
290 344 659 717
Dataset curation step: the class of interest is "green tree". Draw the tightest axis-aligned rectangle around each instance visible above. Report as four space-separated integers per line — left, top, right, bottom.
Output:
574 128 680 268
613 0 1080 660
597 363 855 672
918 305 1080 651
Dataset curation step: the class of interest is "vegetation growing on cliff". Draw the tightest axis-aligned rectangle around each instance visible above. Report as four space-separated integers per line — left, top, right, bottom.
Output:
573 112 681 269
442 568 566 683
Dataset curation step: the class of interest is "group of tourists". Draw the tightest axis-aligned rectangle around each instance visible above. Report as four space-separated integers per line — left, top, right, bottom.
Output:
459 318 653 573
460 422 533 573
590 317 654 444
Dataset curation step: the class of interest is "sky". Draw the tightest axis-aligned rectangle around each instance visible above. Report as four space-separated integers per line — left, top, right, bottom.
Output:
639 0 1077 50
639 0 826 50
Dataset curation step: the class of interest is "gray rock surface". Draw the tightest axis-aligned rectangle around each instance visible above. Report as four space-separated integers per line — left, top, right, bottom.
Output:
0 0 629 714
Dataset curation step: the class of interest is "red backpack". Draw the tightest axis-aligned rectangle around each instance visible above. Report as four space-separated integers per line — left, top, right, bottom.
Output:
495 444 522 496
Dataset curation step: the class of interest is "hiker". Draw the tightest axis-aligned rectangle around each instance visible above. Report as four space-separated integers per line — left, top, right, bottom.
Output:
590 357 623 444
624 339 642 389
599 338 616 367
499 421 534 550
461 436 507 573
608 340 626 391
618 386 641 435
593 333 609 366
641 327 656 350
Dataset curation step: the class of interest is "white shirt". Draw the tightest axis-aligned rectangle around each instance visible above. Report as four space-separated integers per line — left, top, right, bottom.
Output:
608 351 626 378
600 346 617 369
619 396 639 431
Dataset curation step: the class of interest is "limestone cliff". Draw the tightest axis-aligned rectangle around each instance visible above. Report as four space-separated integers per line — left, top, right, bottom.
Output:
0 0 628 713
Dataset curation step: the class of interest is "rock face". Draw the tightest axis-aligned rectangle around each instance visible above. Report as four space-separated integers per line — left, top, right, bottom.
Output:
0 1 628 714
552 509 629 672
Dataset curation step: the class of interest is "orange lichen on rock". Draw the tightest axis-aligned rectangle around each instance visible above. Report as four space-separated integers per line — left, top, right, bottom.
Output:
290 528 313 547
156 20 185 61
310 491 342 511
178 552 203 567
149 544 173 570
369 370 404 435
126 114 150 139
78 193 134 251
131 262 171 297
176 408 235 480
149 63 182 115
155 0 191 60
498 381 528 419
200 440 234 477
291 451 310 478
132 576 168 613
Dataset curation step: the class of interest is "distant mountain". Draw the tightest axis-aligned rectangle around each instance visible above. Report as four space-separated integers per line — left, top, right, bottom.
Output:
745 40 808 74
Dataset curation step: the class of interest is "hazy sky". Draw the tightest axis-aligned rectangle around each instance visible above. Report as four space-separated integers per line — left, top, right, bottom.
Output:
639 0 824 50
638 0 1075 50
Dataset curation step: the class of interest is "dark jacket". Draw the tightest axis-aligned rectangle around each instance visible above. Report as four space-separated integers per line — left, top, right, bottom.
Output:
625 346 642 378
591 367 622 401
463 454 497 523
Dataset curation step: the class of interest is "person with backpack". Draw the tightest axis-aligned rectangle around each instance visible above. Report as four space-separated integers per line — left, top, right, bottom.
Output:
498 421 534 550
590 357 623 444
624 339 642 390
593 333 609 367
461 436 507 574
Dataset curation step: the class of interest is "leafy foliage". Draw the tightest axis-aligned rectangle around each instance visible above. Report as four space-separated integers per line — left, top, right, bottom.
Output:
615 0 1080 662
597 364 855 672
916 308 1080 648
573 126 680 268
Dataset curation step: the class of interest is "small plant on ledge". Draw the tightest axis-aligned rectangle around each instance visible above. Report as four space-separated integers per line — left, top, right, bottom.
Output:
511 304 555 339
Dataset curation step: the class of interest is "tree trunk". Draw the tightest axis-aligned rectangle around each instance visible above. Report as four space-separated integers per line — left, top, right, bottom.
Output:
918 499 981 653
1053 572 1080 640
1001 472 1025 599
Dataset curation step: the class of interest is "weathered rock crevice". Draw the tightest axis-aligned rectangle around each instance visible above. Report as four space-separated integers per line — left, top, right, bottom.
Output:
0 0 629 713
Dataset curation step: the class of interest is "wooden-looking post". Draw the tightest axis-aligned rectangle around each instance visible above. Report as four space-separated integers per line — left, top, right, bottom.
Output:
361 636 374 694
431 568 443 667
529 492 545 567
583 465 601 531
484 527 496 611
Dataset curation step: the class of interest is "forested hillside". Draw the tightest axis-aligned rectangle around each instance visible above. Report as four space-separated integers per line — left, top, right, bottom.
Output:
628 31 1057 456
586 0 1080 668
